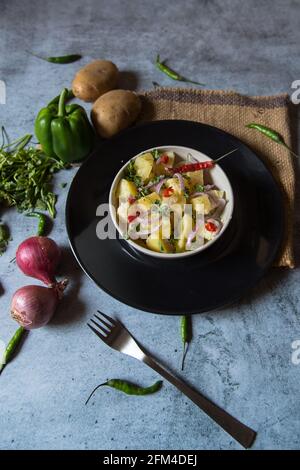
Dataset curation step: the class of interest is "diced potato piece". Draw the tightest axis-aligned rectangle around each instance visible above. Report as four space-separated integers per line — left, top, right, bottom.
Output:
210 189 225 199
117 202 130 224
165 177 183 195
136 192 161 211
161 194 186 217
191 194 212 215
134 153 154 182
176 213 193 252
186 170 204 187
146 230 173 253
117 179 138 201
155 151 175 173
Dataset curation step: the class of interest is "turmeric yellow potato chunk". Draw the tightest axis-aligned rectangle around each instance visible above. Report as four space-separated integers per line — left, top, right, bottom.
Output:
176 213 193 252
165 177 185 195
136 192 161 211
146 230 173 253
134 153 154 182
186 170 204 187
191 194 212 214
117 179 138 201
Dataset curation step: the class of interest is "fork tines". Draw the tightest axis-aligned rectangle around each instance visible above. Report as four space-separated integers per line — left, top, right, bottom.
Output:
87 310 116 341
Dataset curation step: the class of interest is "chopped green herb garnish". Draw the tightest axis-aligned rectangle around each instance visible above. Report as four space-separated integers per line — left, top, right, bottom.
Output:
151 149 160 160
149 175 163 185
124 160 142 186
138 187 150 197
194 184 204 192
0 134 64 218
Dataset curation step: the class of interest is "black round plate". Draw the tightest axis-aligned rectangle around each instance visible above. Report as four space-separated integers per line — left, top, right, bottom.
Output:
65 120 284 315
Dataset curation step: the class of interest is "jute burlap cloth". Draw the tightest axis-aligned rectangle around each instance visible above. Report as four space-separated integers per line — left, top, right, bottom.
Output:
138 88 296 268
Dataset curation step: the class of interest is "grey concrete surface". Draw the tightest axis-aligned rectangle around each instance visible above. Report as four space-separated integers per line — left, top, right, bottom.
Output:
0 0 300 450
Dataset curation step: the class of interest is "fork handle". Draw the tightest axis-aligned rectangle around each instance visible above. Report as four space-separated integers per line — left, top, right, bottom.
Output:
143 355 256 448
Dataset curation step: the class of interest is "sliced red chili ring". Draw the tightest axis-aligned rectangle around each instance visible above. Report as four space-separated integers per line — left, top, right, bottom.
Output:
160 154 169 164
128 211 140 223
162 187 174 197
205 221 217 232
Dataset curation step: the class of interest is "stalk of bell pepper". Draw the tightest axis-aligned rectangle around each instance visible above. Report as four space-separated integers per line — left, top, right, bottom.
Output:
34 88 94 163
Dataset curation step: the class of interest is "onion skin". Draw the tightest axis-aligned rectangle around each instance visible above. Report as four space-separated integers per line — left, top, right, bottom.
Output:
16 236 61 286
11 282 67 330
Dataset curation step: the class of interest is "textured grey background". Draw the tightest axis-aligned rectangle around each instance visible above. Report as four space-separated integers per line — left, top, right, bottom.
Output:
0 0 300 450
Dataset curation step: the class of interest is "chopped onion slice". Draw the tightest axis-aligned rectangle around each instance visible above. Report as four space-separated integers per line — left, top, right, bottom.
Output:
186 225 201 250
143 175 164 190
173 173 185 192
213 198 226 218
152 178 166 193
190 191 204 198
187 153 197 163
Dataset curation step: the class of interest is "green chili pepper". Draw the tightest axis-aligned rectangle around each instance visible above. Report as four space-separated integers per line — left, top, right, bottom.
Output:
246 123 299 159
0 327 25 374
35 88 94 163
85 379 163 405
180 315 191 371
155 54 205 86
28 52 82 64
26 212 47 235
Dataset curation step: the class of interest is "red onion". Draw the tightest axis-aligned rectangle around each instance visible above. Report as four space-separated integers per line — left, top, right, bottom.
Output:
173 173 185 192
204 184 216 191
151 178 166 193
11 281 67 329
190 191 204 198
186 225 200 250
187 153 197 163
16 236 61 286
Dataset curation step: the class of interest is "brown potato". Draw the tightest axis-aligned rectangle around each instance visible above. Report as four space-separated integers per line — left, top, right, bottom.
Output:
72 60 119 102
91 90 141 138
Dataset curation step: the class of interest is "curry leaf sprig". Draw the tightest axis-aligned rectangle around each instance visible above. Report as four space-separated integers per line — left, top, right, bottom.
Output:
0 135 65 218
124 160 142 186
246 123 299 159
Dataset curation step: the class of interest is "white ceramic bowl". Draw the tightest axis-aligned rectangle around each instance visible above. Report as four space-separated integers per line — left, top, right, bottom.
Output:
109 145 234 259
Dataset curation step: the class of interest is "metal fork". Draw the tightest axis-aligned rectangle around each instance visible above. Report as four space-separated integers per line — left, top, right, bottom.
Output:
88 311 256 449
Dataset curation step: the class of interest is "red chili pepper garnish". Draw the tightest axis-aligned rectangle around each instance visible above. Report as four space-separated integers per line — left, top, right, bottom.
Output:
171 161 214 174
128 211 140 223
128 196 136 205
162 187 174 197
160 154 169 164
205 222 217 232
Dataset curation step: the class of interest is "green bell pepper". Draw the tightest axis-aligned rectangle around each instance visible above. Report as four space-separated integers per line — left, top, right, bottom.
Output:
34 88 94 163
